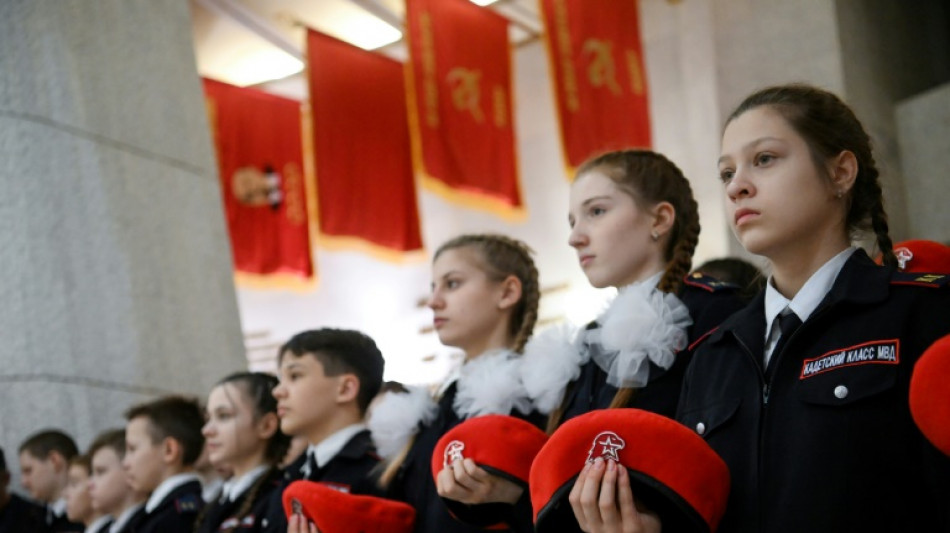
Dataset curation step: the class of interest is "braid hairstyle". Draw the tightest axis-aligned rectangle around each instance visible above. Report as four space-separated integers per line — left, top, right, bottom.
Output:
205 372 291 533
576 150 701 294
219 466 281 533
378 234 540 488
434 234 541 353
726 83 896 267
574 150 701 412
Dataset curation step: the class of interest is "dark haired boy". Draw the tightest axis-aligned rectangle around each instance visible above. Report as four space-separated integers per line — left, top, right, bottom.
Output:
0 446 47 532
88 429 146 533
122 395 205 533
18 429 84 532
272 328 385 495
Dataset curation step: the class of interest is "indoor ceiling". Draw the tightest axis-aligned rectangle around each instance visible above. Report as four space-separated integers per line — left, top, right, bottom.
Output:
190 0 543 100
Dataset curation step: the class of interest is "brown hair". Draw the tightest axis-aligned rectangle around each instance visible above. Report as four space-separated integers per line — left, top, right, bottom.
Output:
19 430 79 461
87 429 126 462
125 396 205 467
278 329 384 415
68 454 90 472
576 150 700 295
726 83 896 267
378 234 540 489
434 234 540 353
555 150 701 420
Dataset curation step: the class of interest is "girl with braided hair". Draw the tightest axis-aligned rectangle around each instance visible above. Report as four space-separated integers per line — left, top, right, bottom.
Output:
573 85 950 533
369 234 543 532
195 372 291 533
521 149 745 437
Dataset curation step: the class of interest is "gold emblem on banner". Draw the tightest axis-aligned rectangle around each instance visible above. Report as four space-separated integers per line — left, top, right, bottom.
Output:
447 68 485 122
625 49 645 95
282 162 305 225
492 85 508 128
553 0 579 111
584 39 622 95
420 12 440 128
232 167 271 206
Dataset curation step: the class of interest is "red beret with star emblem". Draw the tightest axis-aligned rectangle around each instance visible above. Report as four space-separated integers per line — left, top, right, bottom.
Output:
529 409 730 533
878 240 950 273
431 414 548 487
281 480 415 533
911 333 950 456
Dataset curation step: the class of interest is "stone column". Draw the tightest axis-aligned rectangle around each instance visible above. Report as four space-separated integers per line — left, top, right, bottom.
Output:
896 83 950 243
0 0 245 474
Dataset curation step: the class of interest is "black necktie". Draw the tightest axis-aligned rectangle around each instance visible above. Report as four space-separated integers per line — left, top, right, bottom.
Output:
301 450 319 480
766 311 802 377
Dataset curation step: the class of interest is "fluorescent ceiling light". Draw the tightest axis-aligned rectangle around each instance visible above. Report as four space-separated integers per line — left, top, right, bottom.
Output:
208 48 304 87
331 14 401 50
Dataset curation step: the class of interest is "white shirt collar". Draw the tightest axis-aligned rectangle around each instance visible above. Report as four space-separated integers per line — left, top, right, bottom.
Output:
50 497 68 517
87 515 112 533
220 465 268 502
109 503 143 533
201 476 224 503
145 473 200 513
763 247 855 361
312 424 366 468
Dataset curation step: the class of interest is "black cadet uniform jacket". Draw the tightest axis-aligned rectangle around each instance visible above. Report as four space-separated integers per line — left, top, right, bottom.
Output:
267 429 383 530
557 275 746 425
387 383 545 533
0 493 47 533
39 505 85 533
678 251 950 533
195 468 286 533
282 429 382 495
131 479 203 533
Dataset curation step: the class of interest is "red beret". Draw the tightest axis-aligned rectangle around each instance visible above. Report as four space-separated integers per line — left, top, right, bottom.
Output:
281 480 415 533
431 415 548 486
879 240 950 273
911 334 950 456
530 409 729 533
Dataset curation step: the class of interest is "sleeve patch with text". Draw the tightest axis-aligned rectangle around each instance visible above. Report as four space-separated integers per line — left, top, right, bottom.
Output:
800 339 900 379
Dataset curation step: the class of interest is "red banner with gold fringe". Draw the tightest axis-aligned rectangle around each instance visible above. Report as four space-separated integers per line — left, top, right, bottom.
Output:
203 78 314 282
540 0 652 172
406 0 524 219
306 29 423 256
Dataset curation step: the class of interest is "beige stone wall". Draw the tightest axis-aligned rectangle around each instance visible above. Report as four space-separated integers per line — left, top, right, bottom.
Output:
0 0 245 475
896 83 950 243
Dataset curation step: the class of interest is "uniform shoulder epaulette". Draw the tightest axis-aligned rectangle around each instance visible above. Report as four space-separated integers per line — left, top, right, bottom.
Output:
174 494 200 514
683 272 740 293
889 271 950 288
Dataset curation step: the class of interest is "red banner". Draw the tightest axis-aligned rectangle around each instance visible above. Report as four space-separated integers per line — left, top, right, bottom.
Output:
406 0 524 219
306 29 423 255
203 78 314 282
540 0 652 171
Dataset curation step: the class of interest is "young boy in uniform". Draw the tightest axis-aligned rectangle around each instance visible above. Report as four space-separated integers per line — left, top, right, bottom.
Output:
0 446 47 532
122 395 205 532
17 429 84 532
273 328 385 495
64 454 110 533
88 429 147 533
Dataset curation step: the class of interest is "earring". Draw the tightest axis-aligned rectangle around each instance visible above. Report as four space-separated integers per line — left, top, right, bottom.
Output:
835 190 844 199
651 231 659 241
